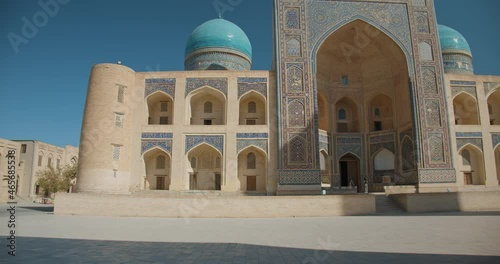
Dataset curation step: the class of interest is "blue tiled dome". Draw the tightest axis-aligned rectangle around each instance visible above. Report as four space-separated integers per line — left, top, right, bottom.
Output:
185 18 252 59
438 25 472 56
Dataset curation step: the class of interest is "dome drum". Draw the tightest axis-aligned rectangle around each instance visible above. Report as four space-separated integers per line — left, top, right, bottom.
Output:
438 25 474 75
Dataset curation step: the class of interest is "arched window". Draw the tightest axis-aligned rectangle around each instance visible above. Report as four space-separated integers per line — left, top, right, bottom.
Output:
204 101 213 113
247 152 256 169
248 101 257 113
338 108 347 120
71 156 78 164
374 108 381 118
190 157 197 169
156 155 166 169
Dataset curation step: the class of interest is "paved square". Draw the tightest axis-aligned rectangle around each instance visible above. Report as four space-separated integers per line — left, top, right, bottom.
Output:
1 204 500 263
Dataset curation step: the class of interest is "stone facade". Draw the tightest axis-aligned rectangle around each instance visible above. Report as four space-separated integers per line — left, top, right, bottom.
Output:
74 0 500 196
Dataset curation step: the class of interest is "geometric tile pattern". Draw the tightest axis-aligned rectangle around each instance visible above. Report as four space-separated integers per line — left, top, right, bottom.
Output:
278 170 321 185
285 8 300 29
141 140 172 155
237 139 268 154
413 0 426 6
236 133 269 139
457 138 483 152
289 134 307 164
484 82 500 97
287 64 304 93
145 79 176 98
422 67 438 95
428 134 445 162
237 78 268 99
415 12 430 33
452 86 477 98
185 135 224 154
402 136 416 172
456 132 482 138
286 37 301 57
419 169 456 183
336 136 363 161
425 100 442 127
186 78 228 97
450 80 476 86
493 134 500 148
141 133 173 139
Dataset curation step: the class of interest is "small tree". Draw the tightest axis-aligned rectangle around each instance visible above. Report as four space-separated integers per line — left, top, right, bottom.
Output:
36 162 78 197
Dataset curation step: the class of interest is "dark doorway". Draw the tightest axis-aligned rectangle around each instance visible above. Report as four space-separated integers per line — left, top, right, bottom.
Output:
156 177 165 190
215 173 221 190
340 162 348 187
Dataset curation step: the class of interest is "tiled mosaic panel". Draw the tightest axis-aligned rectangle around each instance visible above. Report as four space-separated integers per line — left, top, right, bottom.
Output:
286 64 304 93
289 134 307 164
145 79 176 98
462 149 471 166
415 12 430 33
185 52 251 71
484 82 500 96
428 134 445 163
141 133 173 139
237 140 268 154
443 54 474 74
285 8 300 29
370 133 395 144
456 132 482 138
401 136 416 172
336 136 363 161
185 135 224 154
370 142 395 157
141 140 172 155
425 100 442 127
237 78 268 99
452 86 477 98
288 100 306 128
418 41 433 61
286 36 301 57
422 67 438 95
278 170 321 185
457 138 483 151
493 134 500 148
236 133 269 139
413 0 426 6
419 169 456 183
185 78 228 97
450 80 476 86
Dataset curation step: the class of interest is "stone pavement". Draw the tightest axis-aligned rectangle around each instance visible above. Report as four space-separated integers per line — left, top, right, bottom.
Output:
1 203 500 263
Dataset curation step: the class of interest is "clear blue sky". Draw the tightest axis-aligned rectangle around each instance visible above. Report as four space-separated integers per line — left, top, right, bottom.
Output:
1 0 499 148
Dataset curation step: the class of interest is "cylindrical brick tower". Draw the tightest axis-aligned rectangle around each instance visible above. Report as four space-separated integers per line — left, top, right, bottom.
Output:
76 63 136 193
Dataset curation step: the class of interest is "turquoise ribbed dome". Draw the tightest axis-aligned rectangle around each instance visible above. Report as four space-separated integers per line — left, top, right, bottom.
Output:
438 25 472 56
185 18 252 59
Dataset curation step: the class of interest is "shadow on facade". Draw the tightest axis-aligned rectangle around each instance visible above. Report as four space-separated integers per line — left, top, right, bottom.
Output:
13 237 500 263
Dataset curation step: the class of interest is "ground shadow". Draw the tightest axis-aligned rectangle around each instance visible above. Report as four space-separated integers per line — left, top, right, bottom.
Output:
3 237 498 263
19 206 54 213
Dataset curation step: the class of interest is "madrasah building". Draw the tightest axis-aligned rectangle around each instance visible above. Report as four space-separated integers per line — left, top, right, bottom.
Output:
75 0 500 197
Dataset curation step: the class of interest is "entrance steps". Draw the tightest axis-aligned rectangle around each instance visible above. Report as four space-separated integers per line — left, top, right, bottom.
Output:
374 193 405 214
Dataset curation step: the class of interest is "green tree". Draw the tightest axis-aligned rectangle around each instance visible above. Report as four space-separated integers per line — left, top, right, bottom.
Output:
36 162 78 197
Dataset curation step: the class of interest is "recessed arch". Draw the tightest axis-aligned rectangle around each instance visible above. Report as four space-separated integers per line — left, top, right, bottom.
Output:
487 89 500 125
453 92 480 125
335 97 359 133
372 148 395 184
311 17 413 74
237 144 268 157
317 91 330 132
147 91 174 125
369 94 394 132
239 90 267 125
338 153 362 192
319 150 331 185
187 86 226 125
237 146 267 192
143 148 171 190
458 144 486 186
187 143 223 191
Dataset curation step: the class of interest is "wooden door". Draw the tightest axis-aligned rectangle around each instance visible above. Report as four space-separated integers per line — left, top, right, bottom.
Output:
464 172 473 185
247 176 257 191
156 177 165 190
